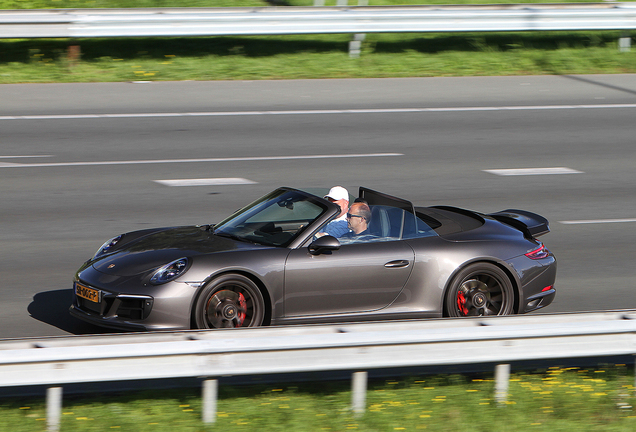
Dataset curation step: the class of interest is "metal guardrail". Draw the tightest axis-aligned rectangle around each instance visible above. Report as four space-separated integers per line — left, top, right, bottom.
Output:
1 4 636 39
2 310 636 431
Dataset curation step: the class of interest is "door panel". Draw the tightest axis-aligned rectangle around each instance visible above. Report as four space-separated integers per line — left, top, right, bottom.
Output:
284 241 415 317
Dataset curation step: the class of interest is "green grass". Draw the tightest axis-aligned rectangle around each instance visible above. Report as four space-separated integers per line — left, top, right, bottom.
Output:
1 31 635 84
2 366 636 431
1 0 635 83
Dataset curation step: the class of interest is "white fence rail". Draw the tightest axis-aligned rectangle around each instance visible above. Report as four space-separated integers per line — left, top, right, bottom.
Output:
2 310 636 431
1 4 636 39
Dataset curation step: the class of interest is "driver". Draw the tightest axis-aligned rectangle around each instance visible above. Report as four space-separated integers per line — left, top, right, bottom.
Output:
341 202 373 240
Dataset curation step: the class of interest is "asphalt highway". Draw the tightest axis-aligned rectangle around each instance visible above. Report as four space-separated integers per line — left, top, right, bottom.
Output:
1 75 635 339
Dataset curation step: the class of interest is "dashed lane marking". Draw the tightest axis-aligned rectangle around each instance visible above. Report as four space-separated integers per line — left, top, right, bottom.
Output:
154 178 256 187
483 167 584 176
560 218 636 225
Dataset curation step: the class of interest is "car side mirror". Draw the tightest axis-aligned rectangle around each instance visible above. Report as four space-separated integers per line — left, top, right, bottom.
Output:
308 235 340 255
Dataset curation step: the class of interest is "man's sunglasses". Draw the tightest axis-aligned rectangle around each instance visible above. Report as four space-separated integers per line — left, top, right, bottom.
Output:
346 213 364 220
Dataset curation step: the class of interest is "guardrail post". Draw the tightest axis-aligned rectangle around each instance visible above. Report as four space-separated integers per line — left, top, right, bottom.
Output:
495 364 510 405
46 386 62 432
349 33 366 58
619 33 631 52
351 371 367 416
202 379 218 424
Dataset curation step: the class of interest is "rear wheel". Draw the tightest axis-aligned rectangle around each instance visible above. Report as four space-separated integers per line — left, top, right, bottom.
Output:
193 274 265 329
444 263 515 317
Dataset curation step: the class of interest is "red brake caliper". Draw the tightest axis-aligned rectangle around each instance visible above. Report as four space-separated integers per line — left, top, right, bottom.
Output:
236 293 247 327
457 291 468 316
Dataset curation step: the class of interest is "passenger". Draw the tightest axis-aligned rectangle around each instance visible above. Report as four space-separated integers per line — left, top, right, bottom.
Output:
316 186 351 238
341 202 373 240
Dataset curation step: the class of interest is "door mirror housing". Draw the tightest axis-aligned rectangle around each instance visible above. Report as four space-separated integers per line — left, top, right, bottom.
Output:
308 235 340 255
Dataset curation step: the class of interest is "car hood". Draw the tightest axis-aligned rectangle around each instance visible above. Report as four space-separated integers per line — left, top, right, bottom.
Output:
91 226 270 277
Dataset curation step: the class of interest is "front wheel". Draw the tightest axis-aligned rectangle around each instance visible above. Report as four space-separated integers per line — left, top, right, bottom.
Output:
444 263 515 317
193 274 265 329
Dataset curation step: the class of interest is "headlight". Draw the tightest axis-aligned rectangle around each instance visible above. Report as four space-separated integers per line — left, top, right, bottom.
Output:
93 235 123 260
150 258 189 285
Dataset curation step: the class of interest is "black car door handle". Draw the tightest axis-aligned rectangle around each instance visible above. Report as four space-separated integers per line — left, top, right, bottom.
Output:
384 260 410 268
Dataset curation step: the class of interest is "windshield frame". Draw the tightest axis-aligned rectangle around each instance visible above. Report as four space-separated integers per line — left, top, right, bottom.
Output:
213 188 339 248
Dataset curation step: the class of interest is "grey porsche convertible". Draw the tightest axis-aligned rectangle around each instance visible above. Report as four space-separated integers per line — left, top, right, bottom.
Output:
70 187 556 331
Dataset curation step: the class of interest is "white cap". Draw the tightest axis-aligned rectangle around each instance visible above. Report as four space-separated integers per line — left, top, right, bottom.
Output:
324 186 349 202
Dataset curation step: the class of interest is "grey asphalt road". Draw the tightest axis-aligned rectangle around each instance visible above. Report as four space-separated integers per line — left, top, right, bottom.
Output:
1 75 635 339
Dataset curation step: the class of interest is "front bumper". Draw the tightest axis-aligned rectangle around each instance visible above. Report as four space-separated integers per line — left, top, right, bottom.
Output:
69 271 195 331
69 303 151 331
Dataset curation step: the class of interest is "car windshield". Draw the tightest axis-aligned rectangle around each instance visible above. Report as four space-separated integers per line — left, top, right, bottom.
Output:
213 189 330 247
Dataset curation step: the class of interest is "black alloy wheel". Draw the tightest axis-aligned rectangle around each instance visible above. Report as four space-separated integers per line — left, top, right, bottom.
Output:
194 274 265 329
444 263 515 317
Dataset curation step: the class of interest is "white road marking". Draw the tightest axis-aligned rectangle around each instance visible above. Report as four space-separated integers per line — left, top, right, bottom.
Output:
155 178 256 187
560 218 636 225
0 153 403 168
1 104 636 121
0 155 53 158
483 167 584 176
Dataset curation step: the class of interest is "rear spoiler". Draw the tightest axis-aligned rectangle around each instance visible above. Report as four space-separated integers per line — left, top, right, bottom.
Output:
488 209 550 238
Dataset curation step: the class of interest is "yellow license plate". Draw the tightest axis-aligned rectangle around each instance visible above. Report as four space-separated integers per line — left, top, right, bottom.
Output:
76 283 101 303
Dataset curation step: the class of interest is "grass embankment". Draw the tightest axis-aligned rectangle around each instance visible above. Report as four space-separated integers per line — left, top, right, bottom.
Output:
1 0 635 83
2 366 636 431
2 32 635 84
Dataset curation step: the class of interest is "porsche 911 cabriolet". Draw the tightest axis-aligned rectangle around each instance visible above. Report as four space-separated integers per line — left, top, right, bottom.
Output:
70 187 556 331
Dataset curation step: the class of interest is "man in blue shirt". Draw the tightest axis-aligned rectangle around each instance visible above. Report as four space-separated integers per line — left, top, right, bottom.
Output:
317 186 350 238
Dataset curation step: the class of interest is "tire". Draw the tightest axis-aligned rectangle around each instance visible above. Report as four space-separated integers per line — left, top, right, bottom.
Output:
193 274 265 329
444 263 515 317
